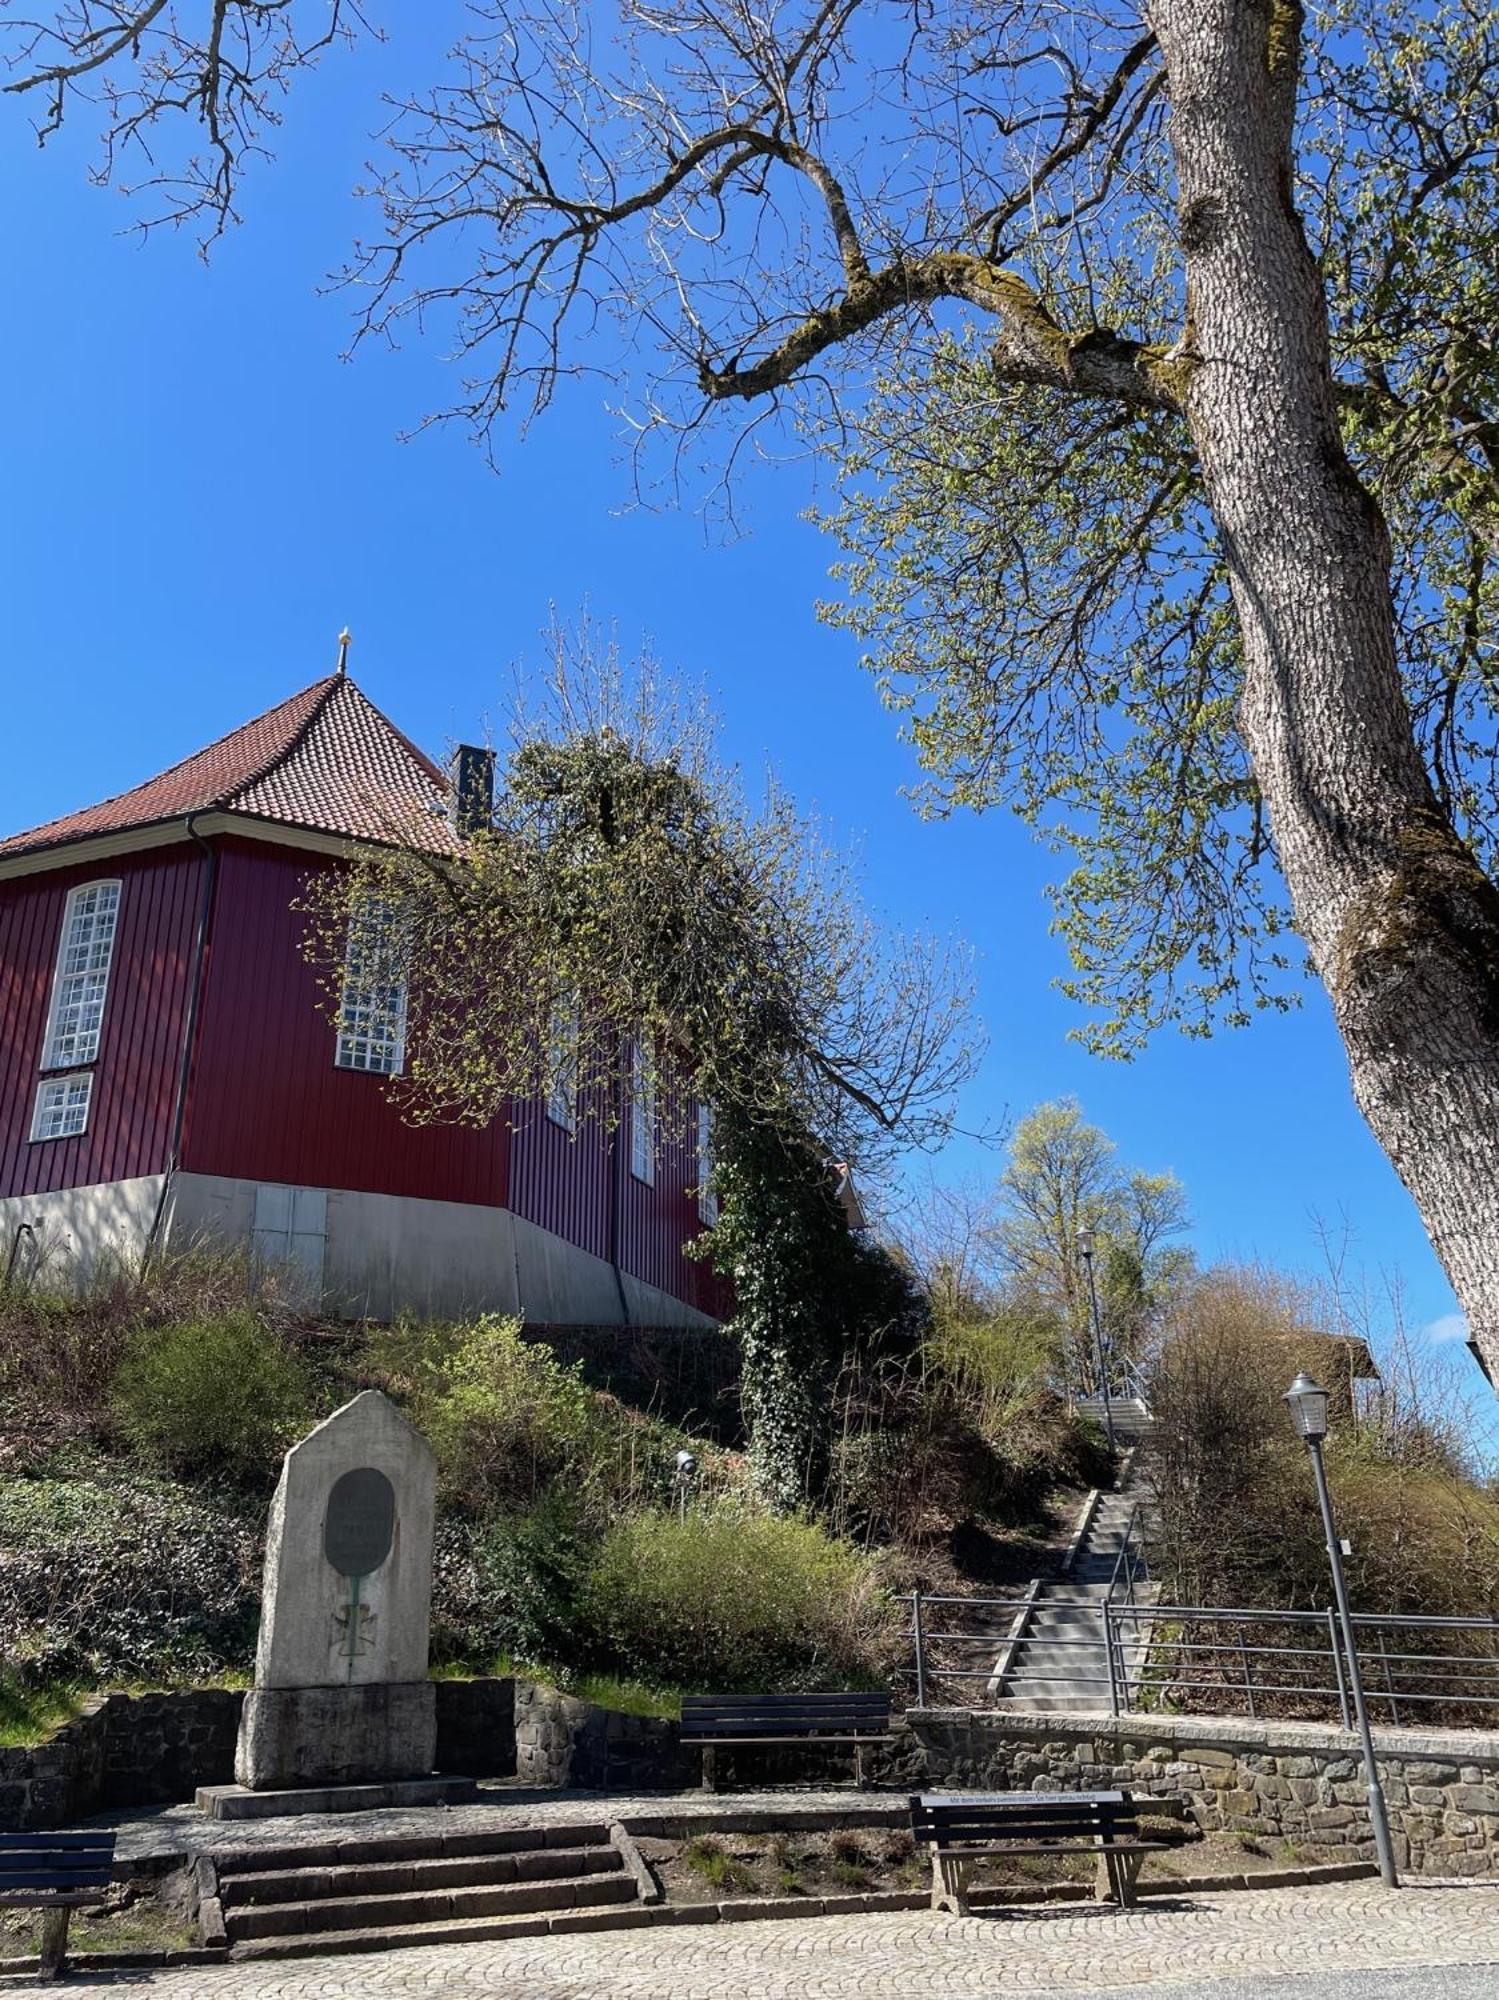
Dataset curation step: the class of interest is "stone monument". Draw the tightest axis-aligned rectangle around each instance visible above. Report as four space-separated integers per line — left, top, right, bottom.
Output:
199 1390 474 1817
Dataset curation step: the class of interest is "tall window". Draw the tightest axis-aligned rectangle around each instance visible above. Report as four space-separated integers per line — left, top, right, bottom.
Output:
629 1032 656 1185
30 879 121 1143
335 899 408 1076
545 992 580 1131
696 1101 718 1224
41 880 121 1070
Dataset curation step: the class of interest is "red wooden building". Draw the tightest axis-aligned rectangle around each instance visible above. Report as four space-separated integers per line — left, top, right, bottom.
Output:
0 669 727 1326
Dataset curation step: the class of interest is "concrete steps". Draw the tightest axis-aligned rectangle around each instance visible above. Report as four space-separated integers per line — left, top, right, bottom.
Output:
213 1821 639 1959
996 1399 1156 1711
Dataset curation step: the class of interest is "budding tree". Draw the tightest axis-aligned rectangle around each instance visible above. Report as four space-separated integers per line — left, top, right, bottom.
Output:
8 0 1499 1377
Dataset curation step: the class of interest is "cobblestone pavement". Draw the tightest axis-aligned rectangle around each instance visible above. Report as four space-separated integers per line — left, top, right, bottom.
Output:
105 1786 882 1866
4 1879 1496 1998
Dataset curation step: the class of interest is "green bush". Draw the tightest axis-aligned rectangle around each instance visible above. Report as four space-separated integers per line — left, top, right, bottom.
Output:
113 1311 314 1486
0 1475 258 1688
582 1505 899 1690
431 1496 594 1668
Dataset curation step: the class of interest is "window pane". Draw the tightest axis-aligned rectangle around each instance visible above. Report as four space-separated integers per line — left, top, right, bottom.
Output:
43 882 120 1069
31 1072 93 1141
335 899 408 1076
630 1034 656 1185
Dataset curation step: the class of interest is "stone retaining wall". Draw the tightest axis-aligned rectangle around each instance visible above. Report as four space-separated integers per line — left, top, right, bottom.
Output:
877 1709 1499 1878
0 1677 519 1830
513 1679 690 1791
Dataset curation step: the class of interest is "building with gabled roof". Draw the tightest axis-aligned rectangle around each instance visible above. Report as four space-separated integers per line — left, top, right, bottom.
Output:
0 661 725 1327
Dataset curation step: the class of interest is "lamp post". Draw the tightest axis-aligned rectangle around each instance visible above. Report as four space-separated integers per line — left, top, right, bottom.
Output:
1283 1372 1399 1888
1076 1228 1116 1453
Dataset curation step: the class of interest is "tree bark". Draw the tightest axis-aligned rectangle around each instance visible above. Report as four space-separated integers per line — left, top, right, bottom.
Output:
1150 0 1499 1376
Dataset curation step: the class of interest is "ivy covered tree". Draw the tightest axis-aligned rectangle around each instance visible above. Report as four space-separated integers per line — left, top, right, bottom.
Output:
302 627 974 1507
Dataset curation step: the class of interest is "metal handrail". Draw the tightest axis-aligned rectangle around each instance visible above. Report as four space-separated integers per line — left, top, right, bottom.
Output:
908 1584 1499 1725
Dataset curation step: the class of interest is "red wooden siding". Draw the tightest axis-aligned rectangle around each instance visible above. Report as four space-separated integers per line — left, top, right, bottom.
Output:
507 1054 731 1321
182 838 510 1206
619 1073 732 1322
0 847 205 1198
507 1083 613 1265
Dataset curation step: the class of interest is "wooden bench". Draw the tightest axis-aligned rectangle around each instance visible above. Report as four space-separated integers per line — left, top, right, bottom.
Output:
0 1830 117 1980
909 1790 1190 1913
680 1692 891 1790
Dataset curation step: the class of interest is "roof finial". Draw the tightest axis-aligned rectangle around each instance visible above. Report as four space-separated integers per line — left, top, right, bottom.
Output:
336 627 352 677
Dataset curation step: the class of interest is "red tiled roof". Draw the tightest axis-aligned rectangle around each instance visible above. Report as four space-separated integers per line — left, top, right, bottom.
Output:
0 675 458 861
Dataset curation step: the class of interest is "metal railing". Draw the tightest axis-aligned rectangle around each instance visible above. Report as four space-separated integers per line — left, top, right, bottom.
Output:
909 1588 1499 1728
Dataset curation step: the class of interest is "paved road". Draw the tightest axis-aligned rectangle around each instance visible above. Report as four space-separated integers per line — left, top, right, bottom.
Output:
5 1879 1495 1998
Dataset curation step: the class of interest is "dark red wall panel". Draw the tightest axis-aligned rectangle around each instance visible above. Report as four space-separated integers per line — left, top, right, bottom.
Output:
0 846 205 1198
182 839 510 1207
507 1084 612 1265
508 1059 730 1321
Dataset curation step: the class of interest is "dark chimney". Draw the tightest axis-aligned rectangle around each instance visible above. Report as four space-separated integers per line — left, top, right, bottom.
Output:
450 745 496 838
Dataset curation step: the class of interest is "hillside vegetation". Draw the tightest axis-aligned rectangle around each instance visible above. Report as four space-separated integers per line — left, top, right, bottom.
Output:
0 1239 1095 1737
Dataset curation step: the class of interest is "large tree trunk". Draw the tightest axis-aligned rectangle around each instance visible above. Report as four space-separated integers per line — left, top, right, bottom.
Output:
1150 0 1499 1379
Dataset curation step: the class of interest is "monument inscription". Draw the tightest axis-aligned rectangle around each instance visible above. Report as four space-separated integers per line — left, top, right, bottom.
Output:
324 1466 396 1578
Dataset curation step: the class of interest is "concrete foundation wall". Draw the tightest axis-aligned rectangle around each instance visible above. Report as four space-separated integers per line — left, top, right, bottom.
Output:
163 1171 717 1327
0 1176 165 1285
876 1708 1499 1879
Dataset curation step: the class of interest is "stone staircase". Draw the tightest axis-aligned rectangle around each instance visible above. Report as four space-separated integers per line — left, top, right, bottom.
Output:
207 1820 641 1960
996 1397 1156 1715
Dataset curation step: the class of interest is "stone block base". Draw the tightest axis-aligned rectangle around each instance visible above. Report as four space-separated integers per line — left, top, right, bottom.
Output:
234 1682 437 1790
196 1773 477 1820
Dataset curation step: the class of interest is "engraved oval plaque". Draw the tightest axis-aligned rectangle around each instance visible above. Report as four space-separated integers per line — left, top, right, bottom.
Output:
323 1467 396 1579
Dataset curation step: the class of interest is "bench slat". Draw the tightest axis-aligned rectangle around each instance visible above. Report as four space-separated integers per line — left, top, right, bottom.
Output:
0 1870 113 1891
683 1696 887 1712
915 1800 1127 1816
0 1835 116 1852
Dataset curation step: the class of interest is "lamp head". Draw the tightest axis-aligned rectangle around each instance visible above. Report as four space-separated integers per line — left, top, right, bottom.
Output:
1283 1371 1330 1442
674 1449 698 1479
1076 1227 1096 1258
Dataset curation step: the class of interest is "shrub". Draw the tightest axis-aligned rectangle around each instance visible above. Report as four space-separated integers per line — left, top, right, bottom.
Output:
384 1315 612 1515
581 1504 899 1689
113 1311 315 1487
430 1496 593 1669
0 1474 258 1688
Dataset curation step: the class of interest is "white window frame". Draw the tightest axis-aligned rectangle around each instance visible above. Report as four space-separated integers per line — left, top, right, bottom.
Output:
696 1101 718 1224
334 898 408 1077
545 992 580 1132
629 1033 656 1186
30 1072 94 1143
40 879 122 1072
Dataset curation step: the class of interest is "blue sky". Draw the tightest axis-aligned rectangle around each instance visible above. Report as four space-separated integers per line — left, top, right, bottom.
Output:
0 13 1472 1369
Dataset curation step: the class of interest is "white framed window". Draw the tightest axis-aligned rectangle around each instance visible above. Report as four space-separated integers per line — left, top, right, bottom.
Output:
335 899 408 1076
629 1032 656 1186
696 1101 718 1224
41 880 121 1070
545 992 580 1132
30 1072 93 1142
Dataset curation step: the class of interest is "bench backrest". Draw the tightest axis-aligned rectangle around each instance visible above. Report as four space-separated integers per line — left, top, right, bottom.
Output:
0 1831 117 1900
681 1692 891 1739
909 1791 1135 1845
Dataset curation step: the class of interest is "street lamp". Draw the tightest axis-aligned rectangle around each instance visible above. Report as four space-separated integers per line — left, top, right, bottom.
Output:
1076 1228 1116 1453
1282 1372 1399 1888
